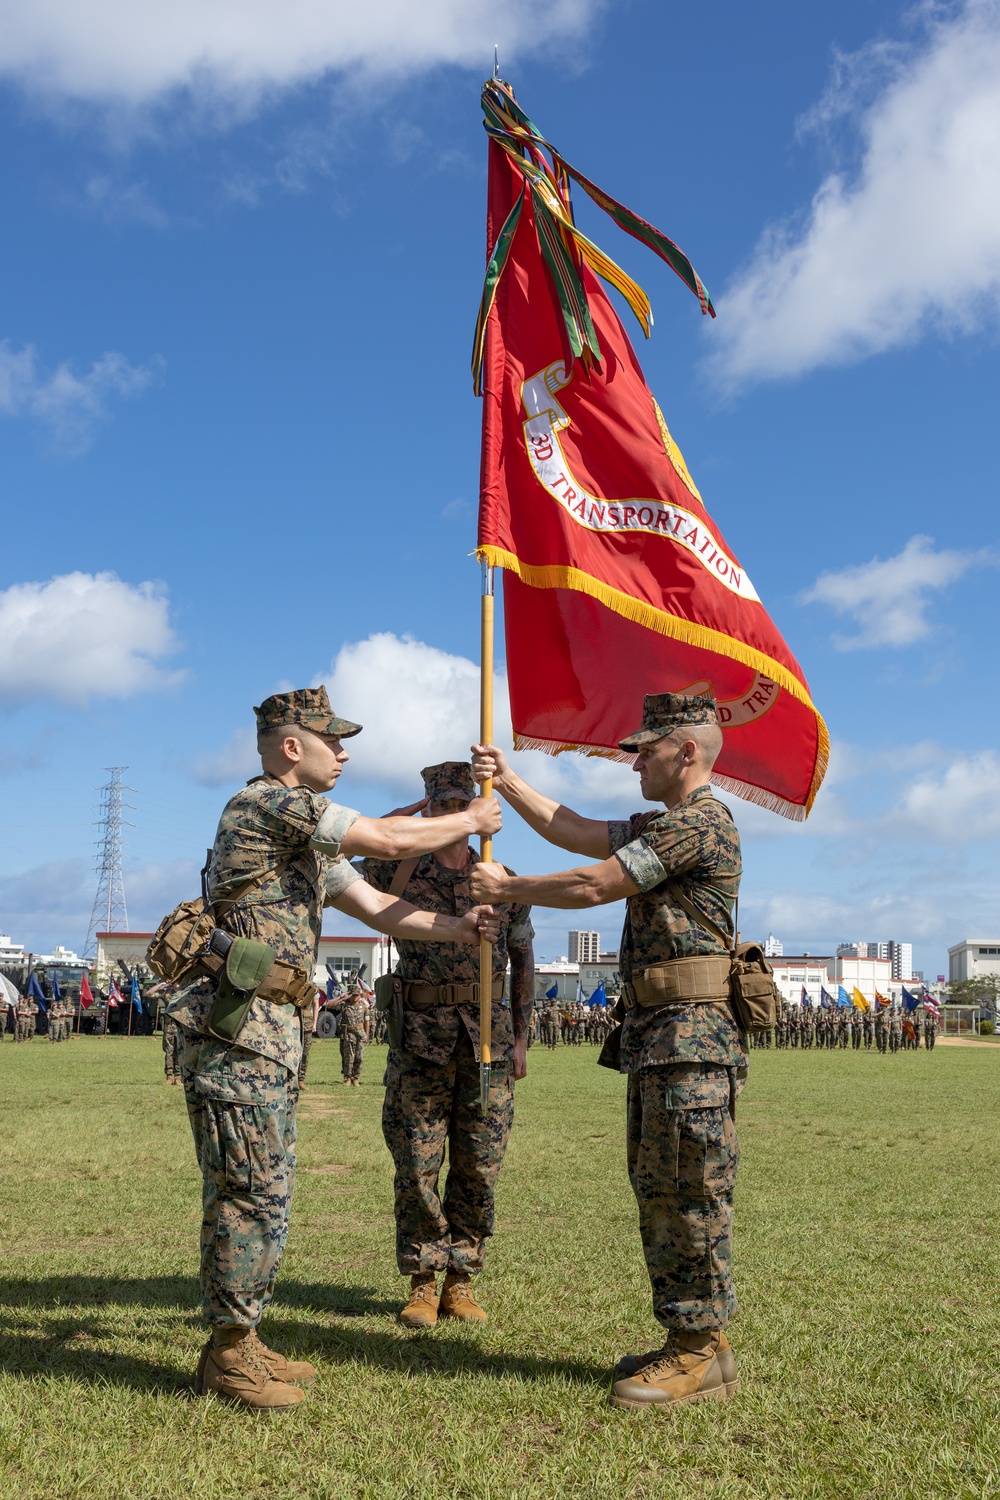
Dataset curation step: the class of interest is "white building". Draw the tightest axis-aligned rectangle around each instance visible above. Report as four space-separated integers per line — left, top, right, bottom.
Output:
534 962 579 1002
770 956 833 1006
0 934 26 968
948 939 1000 984
836 955 892 1007
568 930 600 964
580 952 621 996
317 934 394 988
763 934 783 958
887 941 913 982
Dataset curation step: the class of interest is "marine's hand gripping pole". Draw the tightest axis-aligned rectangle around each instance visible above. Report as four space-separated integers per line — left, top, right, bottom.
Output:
479 562 495 1113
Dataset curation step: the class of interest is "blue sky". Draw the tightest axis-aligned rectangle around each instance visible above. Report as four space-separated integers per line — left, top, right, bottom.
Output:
1 0 998 976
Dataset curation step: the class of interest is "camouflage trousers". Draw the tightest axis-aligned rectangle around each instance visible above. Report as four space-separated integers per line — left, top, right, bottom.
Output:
626 1062 740 1332
298 1024 314 1084
340 1029 365 1080
14 1018 35 1042
178 1030 297 1330
162 1017 181 1077
382 1031 514 1276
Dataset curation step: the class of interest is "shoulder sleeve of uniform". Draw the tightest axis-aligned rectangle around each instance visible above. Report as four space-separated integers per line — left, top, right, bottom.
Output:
238 782 330 845
324 856 362 901
614 808 703 892
310 801 361 856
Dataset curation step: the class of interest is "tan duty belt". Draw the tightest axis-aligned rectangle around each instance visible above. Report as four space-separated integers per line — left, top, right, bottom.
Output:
403 977 506 1011
622 954 732 1012
197 949 316 1011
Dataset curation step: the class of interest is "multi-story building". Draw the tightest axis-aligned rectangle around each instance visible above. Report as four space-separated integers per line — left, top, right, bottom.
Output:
763 933 783 958
93 930 394 988
887 941 913 982
568 930 600 964
948 939 1000 984
769 956 834 1006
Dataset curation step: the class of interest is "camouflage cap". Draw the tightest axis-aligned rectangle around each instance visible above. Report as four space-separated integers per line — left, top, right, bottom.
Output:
617 691 719 751
421 761 476 805
253 685 362 739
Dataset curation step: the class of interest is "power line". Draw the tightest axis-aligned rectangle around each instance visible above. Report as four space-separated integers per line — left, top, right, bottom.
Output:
82 768 136 958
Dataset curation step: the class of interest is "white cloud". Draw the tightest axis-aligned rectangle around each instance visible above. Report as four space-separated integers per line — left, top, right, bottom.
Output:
0 341 158 452
0 0 600 109
317 631 639 810
893 749 1000 842
0 572 182 705
799 535 989 649
189 726 258 788
707 0 1000 387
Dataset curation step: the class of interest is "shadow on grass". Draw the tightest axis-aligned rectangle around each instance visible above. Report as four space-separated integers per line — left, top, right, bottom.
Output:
0 1277 607 1391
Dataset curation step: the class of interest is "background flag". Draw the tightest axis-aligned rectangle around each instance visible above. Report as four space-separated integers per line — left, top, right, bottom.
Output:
820 987 833 1010
52 975 62 1004
589 980 607 1008
28 973 47 1012
800 985 809 1006
876 991 891 1010
131 975 143 1015
79 973 94 1010
837 985 852 1009
476 81 828 820
852 986 869 1013
0 972 18 1008
107 979 122 1008
545 982 558 1001
923 992 942 1018
902 987 920 1013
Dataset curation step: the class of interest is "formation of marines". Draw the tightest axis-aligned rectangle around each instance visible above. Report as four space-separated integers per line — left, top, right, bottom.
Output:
536 1000 615 1047
758 1001 940 1052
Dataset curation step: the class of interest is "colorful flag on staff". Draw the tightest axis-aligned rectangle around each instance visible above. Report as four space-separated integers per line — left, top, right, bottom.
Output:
923 992 941 1018
545 982 558 1000
28 973 47 1012
589 980 607 1008
475 80 828 820
107 979 122 1008
52 975 62 1005
875 991 891 1010
852 987 869 1013
837 985 852 1009
79 973 94 1010
902 987 920 1013
820 987 833 1010
130 975 143 1015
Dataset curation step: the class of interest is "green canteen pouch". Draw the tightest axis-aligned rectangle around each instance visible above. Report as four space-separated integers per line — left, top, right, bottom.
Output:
207 937 275 1045
375 973 405 1052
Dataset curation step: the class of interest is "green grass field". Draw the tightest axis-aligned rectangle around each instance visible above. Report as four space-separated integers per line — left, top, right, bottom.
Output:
1 1037 998 1500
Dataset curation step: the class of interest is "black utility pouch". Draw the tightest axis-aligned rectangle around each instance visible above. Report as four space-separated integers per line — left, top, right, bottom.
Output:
374 973 405 1051
207 937 275 1045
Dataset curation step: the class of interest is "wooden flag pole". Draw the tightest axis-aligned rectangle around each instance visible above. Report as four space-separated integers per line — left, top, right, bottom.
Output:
479 561 495 1112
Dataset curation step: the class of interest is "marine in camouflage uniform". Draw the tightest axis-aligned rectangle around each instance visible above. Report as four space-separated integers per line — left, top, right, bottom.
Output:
297 994 319 1087
15 993 37 1043
163 688 503 1409
471 692 746 1409
335 990 369 1084
363 761 535 1331
151 985 182 1083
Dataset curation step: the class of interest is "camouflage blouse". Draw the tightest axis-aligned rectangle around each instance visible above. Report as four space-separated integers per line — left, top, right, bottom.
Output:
362 850 534 1067
168 775 362 1070
609 785 745 1073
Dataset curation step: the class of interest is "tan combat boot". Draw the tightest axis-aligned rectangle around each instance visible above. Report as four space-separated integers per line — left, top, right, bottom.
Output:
609 1330 739 1409
194 1328 305 1409
248 1329 316 1386
439 1272 487 1323
399 1274 440 1329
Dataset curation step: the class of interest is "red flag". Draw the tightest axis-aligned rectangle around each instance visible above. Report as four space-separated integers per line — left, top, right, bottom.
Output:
107 979 121 1008
476 84 827 819
80 972 94 1010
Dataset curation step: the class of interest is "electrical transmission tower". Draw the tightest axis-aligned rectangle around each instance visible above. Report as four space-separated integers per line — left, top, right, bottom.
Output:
83 767 136 959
